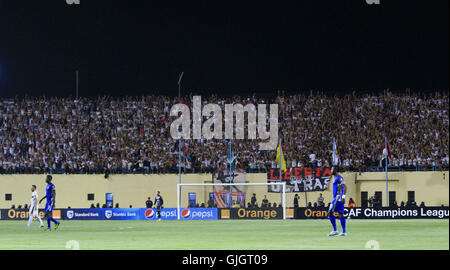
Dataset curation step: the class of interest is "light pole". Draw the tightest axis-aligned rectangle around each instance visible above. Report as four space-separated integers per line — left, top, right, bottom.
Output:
75 70 79 98
178 72 184 186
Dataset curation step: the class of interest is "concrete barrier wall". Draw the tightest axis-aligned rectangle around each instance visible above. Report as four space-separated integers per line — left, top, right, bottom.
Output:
0 171 448 208
354 171 449 206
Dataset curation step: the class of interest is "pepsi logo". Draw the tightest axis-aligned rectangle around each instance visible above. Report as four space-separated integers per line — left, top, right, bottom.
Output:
145 209 155 219
181 209 191 218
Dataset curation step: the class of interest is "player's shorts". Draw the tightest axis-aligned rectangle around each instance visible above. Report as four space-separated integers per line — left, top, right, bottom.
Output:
329 200 345 214
156 205 162 211
44 202 53 212
29 207 39 217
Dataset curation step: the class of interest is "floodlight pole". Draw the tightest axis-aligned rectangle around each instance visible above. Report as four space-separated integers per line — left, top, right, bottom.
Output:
385 136 388 207
178 72 184 187
279 138 283 207
75 70 79 98
229 140 233 208
177 183 180 220
282 182 286 219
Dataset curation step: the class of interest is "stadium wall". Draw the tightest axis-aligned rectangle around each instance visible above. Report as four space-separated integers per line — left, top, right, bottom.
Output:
0 171 448 208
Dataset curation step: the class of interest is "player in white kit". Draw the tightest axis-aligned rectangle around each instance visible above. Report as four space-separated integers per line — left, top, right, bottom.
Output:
27 185 44 228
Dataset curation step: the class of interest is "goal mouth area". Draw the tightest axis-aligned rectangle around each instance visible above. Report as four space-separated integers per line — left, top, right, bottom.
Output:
176 182 287 220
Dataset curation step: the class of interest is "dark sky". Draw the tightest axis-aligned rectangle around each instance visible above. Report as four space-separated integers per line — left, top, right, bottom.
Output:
0 0 448 97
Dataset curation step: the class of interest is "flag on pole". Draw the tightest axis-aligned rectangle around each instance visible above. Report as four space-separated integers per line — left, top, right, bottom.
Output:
383 141 392 159
276 142 287 172
332 138 339 166
227 142 236 172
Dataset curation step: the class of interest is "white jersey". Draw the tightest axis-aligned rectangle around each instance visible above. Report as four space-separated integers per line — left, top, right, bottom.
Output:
30 191 38 210
28 191 43 226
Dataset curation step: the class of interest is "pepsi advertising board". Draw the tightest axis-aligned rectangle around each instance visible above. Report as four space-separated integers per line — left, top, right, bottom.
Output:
141 208 177 220
62 208 218 220
142 208 218 220
179 208 218 220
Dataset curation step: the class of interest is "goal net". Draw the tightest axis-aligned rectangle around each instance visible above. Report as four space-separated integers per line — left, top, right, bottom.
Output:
177 182 287 220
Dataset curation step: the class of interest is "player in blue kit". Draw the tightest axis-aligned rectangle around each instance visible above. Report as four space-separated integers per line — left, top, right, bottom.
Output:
327 166 347 236
39 175 60 231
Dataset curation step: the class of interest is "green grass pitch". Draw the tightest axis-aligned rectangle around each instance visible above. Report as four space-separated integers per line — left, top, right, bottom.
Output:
0 219 448 250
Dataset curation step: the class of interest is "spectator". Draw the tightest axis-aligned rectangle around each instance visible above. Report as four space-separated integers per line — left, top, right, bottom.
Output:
309 152 317 170
251 193 257 207
348 198 355 207
373 195 381 208
0 91 446 174
261 195 269 208
317 193 325 207
146 197 153 208
368 195 375 207
293 194 299 208
207 197 215 208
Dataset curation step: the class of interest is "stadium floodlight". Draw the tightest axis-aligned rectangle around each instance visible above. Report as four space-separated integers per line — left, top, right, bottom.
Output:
177 182 287 220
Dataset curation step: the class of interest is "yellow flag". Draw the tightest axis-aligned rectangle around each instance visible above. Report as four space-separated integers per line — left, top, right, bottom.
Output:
276 143 287 172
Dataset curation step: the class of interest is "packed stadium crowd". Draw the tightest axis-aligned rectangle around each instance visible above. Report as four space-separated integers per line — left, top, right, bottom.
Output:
0 90 448 174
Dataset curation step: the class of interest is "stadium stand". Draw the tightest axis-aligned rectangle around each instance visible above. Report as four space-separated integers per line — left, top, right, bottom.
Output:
0 91 448 174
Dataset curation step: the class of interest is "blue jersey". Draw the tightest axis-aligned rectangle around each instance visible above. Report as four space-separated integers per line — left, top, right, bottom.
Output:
46 183 55 203
332 174 344 200
44 183 55 212
329 174 345 213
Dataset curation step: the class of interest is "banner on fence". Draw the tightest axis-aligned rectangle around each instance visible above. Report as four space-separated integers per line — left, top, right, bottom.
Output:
219 207 284 220
294 206 449 219
267 167 332 192
0 209 61 220
61 208 218 220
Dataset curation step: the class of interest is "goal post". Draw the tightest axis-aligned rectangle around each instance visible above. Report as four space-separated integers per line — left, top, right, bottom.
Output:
177 182 287 220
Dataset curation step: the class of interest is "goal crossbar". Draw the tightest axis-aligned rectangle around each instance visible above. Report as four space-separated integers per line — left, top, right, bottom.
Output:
177 182 286 220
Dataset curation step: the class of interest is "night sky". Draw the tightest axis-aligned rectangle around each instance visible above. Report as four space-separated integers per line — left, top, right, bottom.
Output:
0 0 448 97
